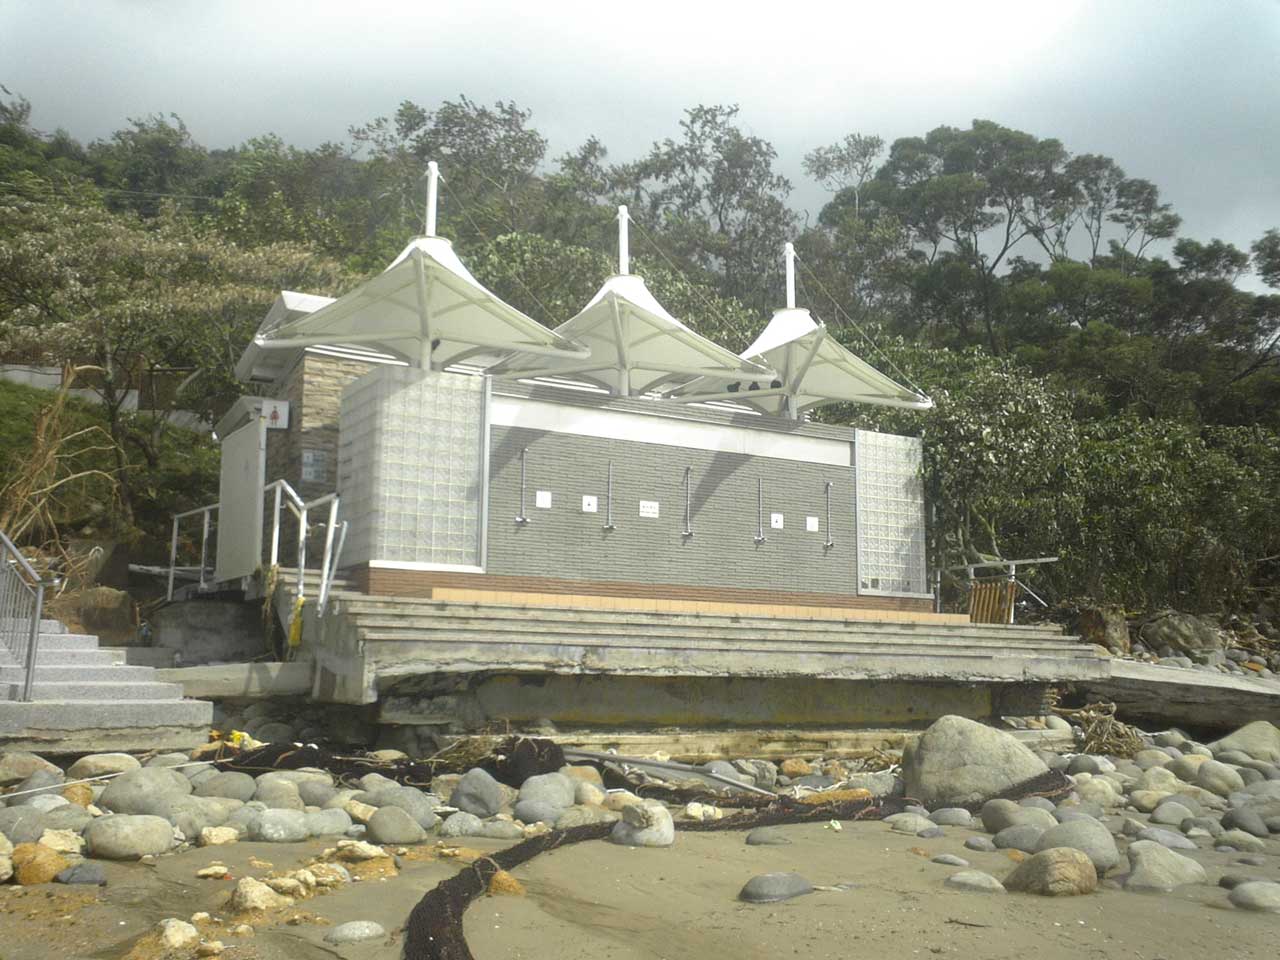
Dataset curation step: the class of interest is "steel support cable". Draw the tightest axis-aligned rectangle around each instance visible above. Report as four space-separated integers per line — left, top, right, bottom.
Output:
792 253 930 398
438 179 557 325
626 215 746 350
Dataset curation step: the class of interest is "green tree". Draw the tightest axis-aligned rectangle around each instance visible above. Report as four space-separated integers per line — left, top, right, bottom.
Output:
0 194 349 517
614 104 799 313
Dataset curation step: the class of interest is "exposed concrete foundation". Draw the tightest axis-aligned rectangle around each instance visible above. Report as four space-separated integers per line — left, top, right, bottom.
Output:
378 673 1035 730
152 598 269 665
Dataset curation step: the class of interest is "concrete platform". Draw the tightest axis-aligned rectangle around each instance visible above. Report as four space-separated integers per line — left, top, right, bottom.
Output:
156 661 314 699
1076 658 1280 731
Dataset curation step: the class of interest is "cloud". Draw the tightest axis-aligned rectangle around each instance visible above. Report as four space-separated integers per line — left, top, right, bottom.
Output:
3 0 1277 285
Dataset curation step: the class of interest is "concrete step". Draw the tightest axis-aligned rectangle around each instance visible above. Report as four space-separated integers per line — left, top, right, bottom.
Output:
26 633 101 652
0 698 213 752
0 664 158 683
0 618 68 635
348 615 1085 649
102 647 179 668
1 680 186 702
23 649 118 666
335 600 1067 639
359 627 1104 663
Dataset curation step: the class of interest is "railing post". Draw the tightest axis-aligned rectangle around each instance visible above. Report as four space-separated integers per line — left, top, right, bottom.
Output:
269 483 282 567
317 498 339 611
167 514 179 602
1007 562 1017 624
198 508 211 591
296 505 307 601
21 580 44 702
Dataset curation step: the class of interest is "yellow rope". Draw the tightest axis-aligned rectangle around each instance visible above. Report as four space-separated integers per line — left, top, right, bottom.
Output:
287 595 305 649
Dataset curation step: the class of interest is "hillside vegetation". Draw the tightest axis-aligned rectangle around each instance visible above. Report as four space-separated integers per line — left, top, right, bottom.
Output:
0 94 1276 610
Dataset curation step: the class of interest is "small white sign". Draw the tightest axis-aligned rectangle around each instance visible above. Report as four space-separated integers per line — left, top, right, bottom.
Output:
261 398 289 430
806 516 820 533
581 495 598 513
301 448 329 483
535 490 552 509
770 512 785 530
639 500 660 518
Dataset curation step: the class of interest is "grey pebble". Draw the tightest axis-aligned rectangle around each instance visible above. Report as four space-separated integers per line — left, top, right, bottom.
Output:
738 872 814 903
744 827 792 846
325 920 386 944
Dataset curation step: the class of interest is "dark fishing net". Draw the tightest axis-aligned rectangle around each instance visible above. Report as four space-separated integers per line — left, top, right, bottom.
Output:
206 735 565 790
966 768 1073 811
401 767 1072 960
401 794 905 960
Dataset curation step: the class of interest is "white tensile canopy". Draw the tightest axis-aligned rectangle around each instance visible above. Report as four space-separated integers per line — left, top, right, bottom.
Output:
249 234 587 371
491 272 773 396
674 244 932 416
675 307 933 416
491 206 772 396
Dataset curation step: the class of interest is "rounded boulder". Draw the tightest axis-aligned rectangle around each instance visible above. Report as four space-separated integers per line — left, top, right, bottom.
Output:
84 815 174 860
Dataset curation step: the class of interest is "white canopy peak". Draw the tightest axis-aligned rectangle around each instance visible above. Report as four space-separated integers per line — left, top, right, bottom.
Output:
423 160 440 237
784 241 796 310
617 204 630 276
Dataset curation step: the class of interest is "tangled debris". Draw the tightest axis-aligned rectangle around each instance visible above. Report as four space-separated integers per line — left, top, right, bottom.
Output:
1053 701 1144 758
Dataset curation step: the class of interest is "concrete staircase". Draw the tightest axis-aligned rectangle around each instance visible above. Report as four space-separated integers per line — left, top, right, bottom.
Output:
281 573 1111 707
0 618 213 753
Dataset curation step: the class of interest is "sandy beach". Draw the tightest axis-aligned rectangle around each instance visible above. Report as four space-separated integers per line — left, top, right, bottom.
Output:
2 813 1276 960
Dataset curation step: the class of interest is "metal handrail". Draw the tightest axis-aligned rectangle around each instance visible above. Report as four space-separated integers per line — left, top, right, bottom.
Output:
1 529 50 702
166 478 344 616
167 503 219 601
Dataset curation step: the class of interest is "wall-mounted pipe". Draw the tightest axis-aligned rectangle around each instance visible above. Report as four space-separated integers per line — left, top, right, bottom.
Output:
823 481 834 549
682 466 694 538
754 477 767 545
515 447 529 524
603 461 615 531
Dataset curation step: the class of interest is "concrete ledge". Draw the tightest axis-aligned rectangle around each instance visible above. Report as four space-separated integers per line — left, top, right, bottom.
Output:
0 723 209 754
157 661 314 699
366 638 1111 684
1077 658 1280 730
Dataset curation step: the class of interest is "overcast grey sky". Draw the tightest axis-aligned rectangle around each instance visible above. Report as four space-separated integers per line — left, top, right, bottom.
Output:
3 0 1278 287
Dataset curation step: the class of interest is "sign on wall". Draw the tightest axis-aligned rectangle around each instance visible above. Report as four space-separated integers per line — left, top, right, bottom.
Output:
262 398 289 430
301 449 331 483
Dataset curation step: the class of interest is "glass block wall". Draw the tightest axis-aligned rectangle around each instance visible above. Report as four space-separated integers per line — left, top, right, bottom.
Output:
338 368 486 567
854 429 928 595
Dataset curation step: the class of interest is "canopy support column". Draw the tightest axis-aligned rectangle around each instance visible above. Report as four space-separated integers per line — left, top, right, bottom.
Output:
784 326 826 419
413 250 434 370
611 299 631 397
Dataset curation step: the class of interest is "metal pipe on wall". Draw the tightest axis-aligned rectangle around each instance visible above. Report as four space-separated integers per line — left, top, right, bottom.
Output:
515 447 529 524
754 477 766 544
603 461 615 531
682 466 693 538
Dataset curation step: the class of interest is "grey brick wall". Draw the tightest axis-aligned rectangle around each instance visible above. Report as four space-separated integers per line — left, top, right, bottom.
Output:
485 425 860 596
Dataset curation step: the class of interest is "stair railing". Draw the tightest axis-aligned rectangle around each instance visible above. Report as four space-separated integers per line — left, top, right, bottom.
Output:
166 480 346 615
166 503 219 601
263 480 345 615
0 529 50 702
